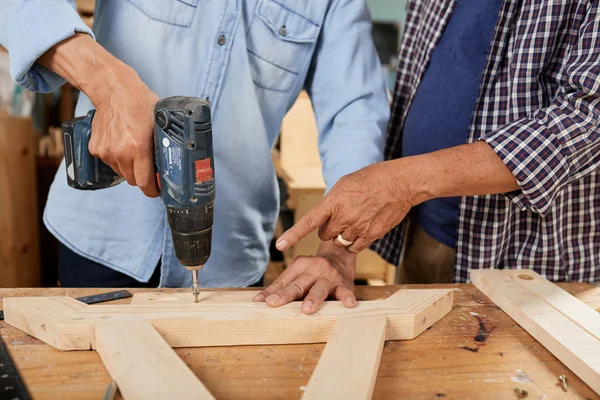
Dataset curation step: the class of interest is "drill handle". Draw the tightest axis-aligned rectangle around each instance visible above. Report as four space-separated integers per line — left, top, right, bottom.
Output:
62 109 124 190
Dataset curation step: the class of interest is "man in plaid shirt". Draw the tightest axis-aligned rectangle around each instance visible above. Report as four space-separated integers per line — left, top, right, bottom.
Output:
267 0 600 307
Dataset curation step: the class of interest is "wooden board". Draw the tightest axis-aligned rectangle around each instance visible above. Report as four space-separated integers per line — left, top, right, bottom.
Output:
96 321 214 400
302 316 387 399
4 289 453 350
505 269 600 340
0 113 40 287
130 291 258 305
2 285 600 399
471 269 600 395
280 91 321 174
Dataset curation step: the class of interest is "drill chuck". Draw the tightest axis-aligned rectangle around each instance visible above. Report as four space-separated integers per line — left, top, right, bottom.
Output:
167 203 214 267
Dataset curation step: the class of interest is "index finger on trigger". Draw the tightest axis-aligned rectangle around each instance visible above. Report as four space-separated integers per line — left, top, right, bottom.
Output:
276 203 331 251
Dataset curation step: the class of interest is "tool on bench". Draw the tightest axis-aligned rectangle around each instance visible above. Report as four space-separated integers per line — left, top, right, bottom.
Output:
0 335 30 400
0 290 132 400
0 290 133 321
63 97 215 303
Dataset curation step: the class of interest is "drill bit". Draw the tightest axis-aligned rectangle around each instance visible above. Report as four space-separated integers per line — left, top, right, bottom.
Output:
192 269 200 303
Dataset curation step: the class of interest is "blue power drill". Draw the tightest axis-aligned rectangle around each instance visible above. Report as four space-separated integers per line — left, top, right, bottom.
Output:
62 97 215 301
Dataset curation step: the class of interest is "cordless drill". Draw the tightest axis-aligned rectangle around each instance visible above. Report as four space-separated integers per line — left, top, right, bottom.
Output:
62 97 215 302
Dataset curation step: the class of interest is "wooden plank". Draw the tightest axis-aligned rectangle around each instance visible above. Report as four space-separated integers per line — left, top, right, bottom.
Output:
280 91 321 174
0 113 40 287
4 289 453 350
3 296 87 350
302 316 387 399
284 166 326 191
130 291 259 305
471 269 600 394
506 269 600 341
96 321 214 400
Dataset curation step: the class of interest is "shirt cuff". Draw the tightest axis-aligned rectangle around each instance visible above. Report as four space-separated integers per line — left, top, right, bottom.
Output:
480 117 570 215
2 0 94 93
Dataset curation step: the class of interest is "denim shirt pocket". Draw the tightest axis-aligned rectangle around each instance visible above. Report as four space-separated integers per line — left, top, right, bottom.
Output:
125 0 199 27
246 0 324 92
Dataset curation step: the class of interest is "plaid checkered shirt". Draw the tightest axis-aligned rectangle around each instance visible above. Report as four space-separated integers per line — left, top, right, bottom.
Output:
371 0 600 282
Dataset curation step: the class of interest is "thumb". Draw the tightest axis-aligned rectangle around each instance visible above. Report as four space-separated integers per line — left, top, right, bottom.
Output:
276 203 332 251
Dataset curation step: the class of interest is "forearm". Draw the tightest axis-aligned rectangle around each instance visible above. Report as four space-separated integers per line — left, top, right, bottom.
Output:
400 141 519 205
37 33 136 104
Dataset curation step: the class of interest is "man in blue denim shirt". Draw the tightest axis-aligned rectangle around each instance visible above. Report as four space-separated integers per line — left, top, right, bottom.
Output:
0 0 388 313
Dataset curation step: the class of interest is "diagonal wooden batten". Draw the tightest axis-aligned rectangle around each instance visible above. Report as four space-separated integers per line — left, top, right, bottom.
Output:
3 289 453 351
505 269 600 341
302 316 387 400
471 269 600 394
96 321 215 400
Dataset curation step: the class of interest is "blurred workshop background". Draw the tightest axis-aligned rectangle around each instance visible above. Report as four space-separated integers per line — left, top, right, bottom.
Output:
0 0 406 288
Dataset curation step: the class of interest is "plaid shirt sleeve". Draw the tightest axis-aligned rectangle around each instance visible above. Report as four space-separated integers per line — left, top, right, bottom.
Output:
481 6 600 216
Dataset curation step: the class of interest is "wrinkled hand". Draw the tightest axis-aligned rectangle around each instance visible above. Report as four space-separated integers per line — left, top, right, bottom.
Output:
253 241 356 314
88 65 160 197
277 161 414 254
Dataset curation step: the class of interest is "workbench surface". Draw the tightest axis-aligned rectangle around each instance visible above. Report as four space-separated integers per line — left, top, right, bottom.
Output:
1 284 599 399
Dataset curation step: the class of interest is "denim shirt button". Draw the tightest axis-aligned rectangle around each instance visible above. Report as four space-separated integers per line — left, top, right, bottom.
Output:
279 26 287 36
218 35 227 46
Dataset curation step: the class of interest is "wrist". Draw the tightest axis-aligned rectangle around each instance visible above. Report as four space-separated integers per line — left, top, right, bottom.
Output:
38 33 136 105
387 157 437 207
76 47 137 107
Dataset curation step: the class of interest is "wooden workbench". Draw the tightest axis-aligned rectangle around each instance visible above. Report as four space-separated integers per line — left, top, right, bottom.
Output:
1 284 599 399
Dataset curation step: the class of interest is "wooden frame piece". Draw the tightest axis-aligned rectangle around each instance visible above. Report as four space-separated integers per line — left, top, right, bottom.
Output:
96 321 214 400
4 289 453 351
302 316 387 399
471 269 600 395
4 289 453 399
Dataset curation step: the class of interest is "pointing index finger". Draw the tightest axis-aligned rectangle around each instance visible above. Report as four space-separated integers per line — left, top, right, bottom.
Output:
276 202 332 251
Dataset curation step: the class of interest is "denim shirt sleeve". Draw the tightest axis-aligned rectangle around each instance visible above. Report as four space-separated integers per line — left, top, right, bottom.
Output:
305 0 389 192
0 0 94 93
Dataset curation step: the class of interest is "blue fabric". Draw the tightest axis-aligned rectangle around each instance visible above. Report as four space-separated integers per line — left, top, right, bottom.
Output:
0 0 388 287
58 244 162 288
401 0 502 248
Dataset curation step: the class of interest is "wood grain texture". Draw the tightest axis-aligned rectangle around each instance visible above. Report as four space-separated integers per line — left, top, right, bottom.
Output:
2 285 599 399
0 113 40 287
3 296 87 350
302 316 387 399
96 321 214 400
506 269 600 340
280 91 321 174
471 269 600 395
4 289 453 350
130 291 258 305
